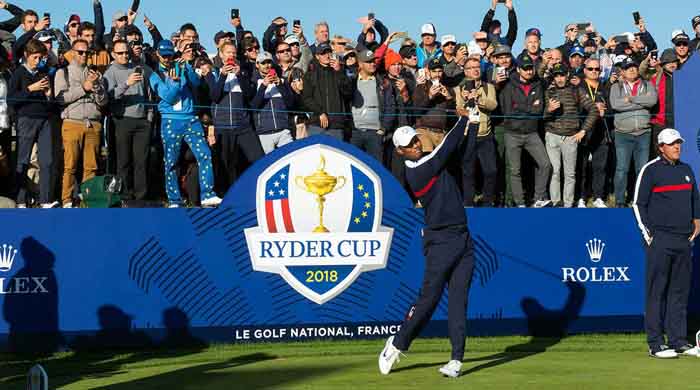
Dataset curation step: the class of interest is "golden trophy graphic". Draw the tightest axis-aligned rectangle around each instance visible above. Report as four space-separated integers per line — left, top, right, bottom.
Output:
296 155 346 233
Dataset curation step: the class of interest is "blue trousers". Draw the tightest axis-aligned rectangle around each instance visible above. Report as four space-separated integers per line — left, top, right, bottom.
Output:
614 132 650 205
394 226 475 360
161 118 215 204
645 231 692 350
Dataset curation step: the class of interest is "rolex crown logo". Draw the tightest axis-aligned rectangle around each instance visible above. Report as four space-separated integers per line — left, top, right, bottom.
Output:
586 238 605 263
0 244 18 272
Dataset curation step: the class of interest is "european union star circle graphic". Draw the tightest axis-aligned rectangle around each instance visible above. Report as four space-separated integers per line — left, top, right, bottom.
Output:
245 144 394 304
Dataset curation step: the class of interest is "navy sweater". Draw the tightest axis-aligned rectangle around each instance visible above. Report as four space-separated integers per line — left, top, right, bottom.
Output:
633 157 700 239
405 117 476 230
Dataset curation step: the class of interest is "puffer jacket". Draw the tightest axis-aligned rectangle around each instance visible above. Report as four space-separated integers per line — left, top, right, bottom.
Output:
54 61 108 121
543 84 597 136
250 71 295 134
205 67 256 134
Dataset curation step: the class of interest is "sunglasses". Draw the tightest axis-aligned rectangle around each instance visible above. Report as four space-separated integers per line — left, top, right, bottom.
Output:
675 42 688 47
289 42 300 47
277 48 291 54
74 49 88 56
567 28 577 32
117 17 127 22
114 50 129 56
345 53 357 59
246 46 260 52
585 67 601 72
443 42 456 47
69 23 79 28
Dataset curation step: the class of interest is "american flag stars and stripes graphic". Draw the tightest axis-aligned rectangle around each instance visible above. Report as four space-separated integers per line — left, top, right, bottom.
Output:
265 165 295 233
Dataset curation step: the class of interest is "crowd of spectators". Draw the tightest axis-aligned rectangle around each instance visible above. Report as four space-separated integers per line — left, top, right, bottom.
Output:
0 0 698 208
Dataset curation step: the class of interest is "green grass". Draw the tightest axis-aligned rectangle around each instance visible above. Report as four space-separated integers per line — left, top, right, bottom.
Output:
2 334 698 389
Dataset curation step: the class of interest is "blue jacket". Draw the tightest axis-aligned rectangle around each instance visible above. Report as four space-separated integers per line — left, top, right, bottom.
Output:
205 67 256 134
250 72 295 134
149 63 200 120
633 157 700 240
405 117 476 230
416 42 442 69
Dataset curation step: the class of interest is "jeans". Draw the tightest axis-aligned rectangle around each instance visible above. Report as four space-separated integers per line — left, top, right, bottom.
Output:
350 128 384 161
614 131 650 205
545 132 578 207
462 134 498 206
307 125 344 140
259 129 294 154
15 117 55 204
504 132 552 206
161 118 216 205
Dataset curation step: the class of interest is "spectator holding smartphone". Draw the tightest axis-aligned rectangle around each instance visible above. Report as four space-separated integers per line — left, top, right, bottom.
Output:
481 0 518 48
54 38 108 208
412 58 455 152
205 40 262 192
149 40 221 208
251 51 295 154
691 16 700 51
104 39 153 201
9 39 58 208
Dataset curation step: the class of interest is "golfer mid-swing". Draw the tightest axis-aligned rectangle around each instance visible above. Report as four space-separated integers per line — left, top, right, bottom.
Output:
379 110 480 378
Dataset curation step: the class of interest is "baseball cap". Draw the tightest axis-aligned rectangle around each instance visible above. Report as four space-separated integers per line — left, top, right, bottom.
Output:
657 128 684 145
473 31 488 41
399 45 416 58
693 16 700 30
113 10 127 21
123 24 141 37
357 49 375 63
427 57 442 70
441 34 456 45
214 30 235 45
619 56 638 69
421 23 436 36
671 29 690 44
393 126 418 148
569 45 585 58
284 34 300 45
516 53 534 69
316 42 332 54
157 40 175 56
35 30 54 43
525 28 542 39
492 44 511 57
68 14 81 24
551 63 568 76
659 48 679 64
256 51 273 63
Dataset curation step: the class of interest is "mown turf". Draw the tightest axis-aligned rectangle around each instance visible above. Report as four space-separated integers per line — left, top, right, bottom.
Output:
1 334 698 389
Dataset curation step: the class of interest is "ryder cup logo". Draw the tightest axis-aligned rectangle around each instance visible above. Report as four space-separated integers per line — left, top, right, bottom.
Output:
562 238 630 283
244 144 394 304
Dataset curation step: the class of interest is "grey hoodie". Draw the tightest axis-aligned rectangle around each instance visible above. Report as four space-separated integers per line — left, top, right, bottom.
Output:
103 62 153 119
609 78 658 136
55 61 108 121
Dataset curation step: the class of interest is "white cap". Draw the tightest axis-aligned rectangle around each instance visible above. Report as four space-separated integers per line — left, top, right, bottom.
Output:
671 29 689 42
284 34 300 45
467 40 483 57
393 126 418 147
613 54 629 65
623 32 636 43
421 23 436 36
441 34 456 44
657 128 685 145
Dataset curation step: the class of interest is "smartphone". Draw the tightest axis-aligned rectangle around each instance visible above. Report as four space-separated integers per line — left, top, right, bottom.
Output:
269 68 277 78
576 23 590 32
226 58 236 66
43 12 50 19
134 66 143 75
293 19 301 27
231 8 239 19
417 68 427 79
497 0 506 3
368 12 375 20
650 50 658 61
633 12 641 25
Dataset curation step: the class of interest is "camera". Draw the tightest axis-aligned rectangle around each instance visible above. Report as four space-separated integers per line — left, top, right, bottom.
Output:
231 9 239 19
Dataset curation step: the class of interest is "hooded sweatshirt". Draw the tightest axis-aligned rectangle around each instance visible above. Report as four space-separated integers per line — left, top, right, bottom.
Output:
54 61 108 121
609 78 657 135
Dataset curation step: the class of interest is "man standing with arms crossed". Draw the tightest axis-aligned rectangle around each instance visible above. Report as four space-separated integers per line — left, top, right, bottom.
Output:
378 108 480 378
633 128 700 358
